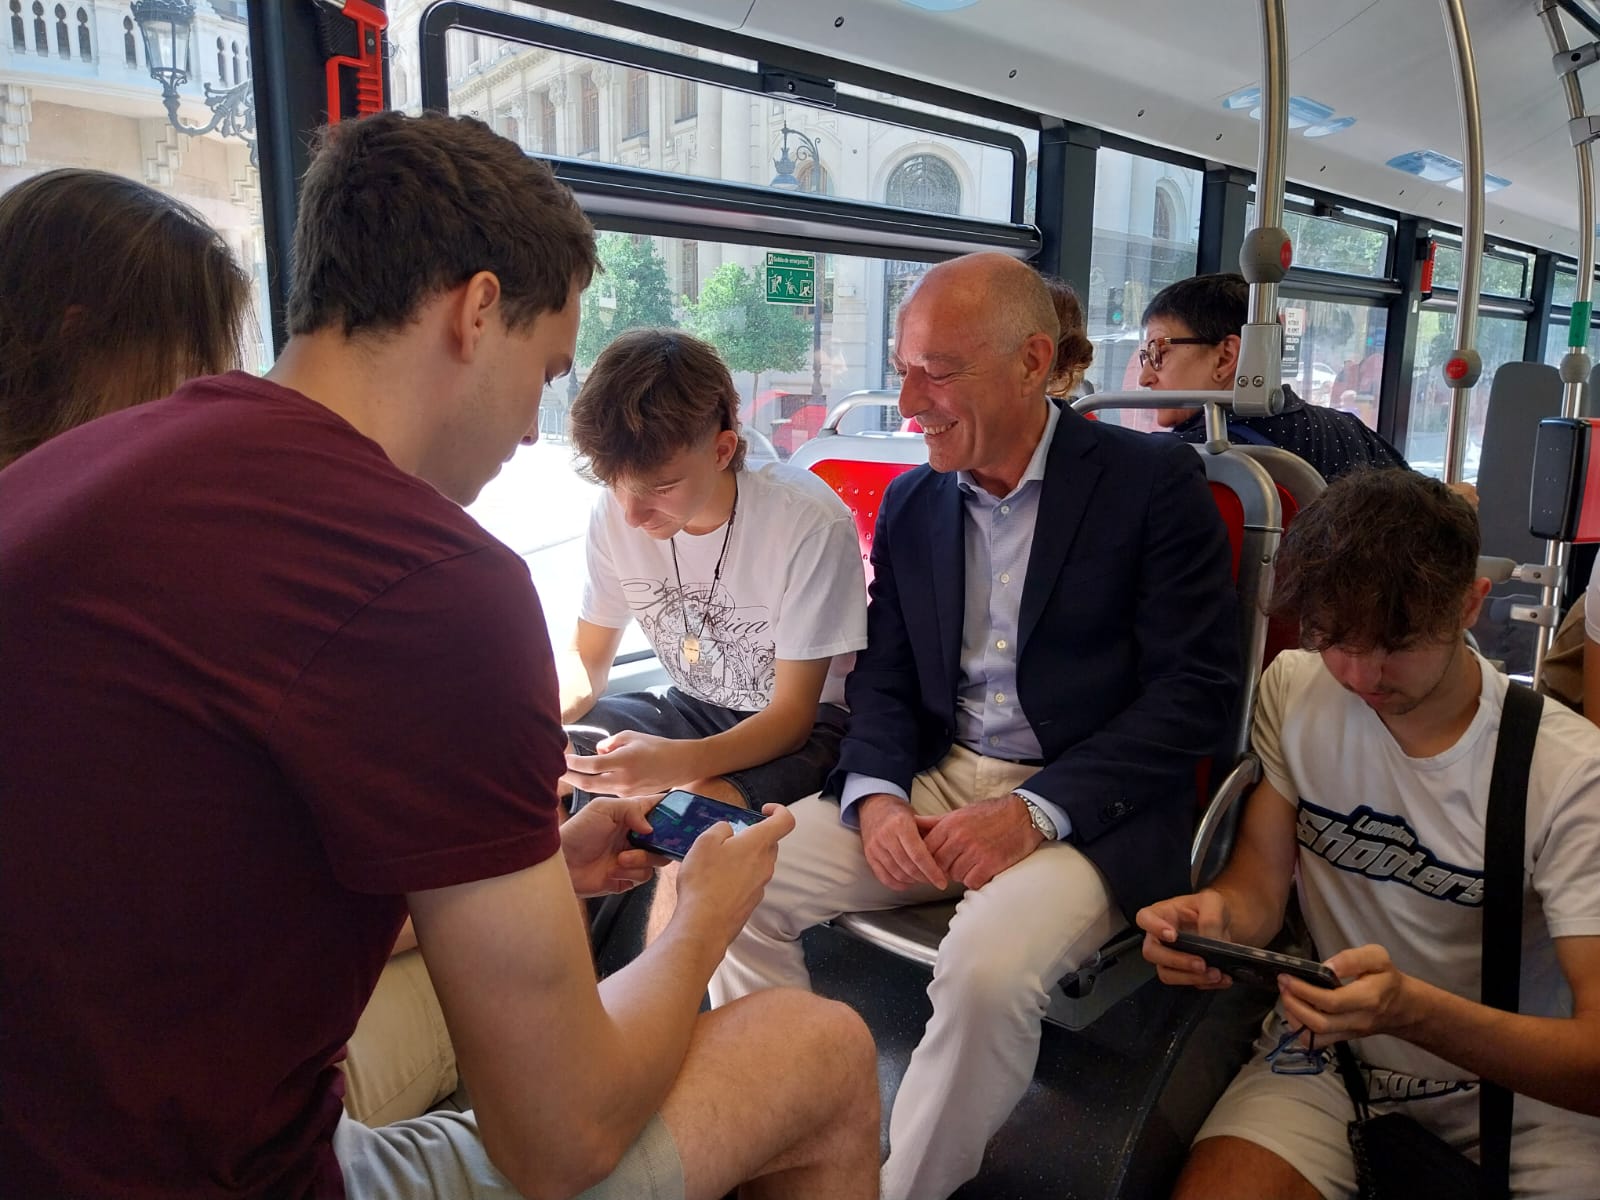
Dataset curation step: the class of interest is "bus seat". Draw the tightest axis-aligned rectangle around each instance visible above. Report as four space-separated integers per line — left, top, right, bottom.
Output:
1230 444 1326 669
1475 362 1564 674
788 424 927 583
830 446 1281 1030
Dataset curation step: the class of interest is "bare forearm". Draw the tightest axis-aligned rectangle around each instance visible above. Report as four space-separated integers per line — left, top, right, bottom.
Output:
589 913 735 1130
1208 846 1293 948
678 703 812 781
1394 979 1600 1116
557 647 607 723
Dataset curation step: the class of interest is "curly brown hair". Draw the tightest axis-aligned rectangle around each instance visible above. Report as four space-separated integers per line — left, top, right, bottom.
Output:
1269 468 1480 651
1040 274 1093 393
570 329 747 485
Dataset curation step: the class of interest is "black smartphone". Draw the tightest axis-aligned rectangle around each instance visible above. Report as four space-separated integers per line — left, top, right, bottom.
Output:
564 724 610 757
1169 932 1339 990
626 788 766 860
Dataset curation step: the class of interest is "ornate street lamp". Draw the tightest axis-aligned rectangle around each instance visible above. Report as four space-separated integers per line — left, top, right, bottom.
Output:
770 124 825 405
130 0 257 168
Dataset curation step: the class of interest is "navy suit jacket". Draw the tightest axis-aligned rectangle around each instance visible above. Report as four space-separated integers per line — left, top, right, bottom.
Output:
827 404 1241 919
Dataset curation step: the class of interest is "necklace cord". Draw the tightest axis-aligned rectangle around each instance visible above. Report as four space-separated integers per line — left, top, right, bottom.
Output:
668 474 739 644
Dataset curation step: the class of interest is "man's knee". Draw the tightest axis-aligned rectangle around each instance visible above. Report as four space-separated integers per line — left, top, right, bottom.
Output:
726 989 875 1084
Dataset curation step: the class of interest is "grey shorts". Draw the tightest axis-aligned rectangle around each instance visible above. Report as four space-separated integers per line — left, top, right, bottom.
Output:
334 1108 683 1200
573 687 847 809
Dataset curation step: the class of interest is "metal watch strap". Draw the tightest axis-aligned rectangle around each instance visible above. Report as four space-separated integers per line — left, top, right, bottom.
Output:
1018 795 1057 841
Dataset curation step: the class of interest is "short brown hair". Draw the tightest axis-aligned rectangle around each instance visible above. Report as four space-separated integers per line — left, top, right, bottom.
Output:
0 168 250 467
1270 469 1480 651
1041 274 1093 390
570 329 747 484
288 112 597 337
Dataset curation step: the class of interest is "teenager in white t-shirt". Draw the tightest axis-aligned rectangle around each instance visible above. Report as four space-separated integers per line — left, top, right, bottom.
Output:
1138 469 1600 1200
558 328 867 812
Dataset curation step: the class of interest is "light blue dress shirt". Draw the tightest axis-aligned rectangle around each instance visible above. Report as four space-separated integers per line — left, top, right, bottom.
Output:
841 404 1072 839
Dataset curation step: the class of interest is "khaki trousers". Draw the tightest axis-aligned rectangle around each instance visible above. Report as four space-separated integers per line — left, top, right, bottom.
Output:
709 746 1124 1200
342 948 458 1126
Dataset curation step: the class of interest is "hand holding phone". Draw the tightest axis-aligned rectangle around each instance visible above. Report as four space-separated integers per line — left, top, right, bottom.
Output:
626 788 767 860
1168 932 1339 990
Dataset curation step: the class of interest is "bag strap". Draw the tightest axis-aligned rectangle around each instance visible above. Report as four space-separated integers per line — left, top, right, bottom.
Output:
1334 1040 1372 1121
1478 681 1542 1197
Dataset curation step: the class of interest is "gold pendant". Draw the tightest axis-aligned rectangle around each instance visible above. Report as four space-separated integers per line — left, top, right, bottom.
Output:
682 636 700 664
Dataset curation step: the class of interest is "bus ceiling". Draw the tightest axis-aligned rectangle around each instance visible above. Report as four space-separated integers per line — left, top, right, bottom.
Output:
646 0 1600 255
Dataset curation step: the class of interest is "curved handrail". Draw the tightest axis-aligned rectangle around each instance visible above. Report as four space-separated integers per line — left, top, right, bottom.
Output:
1534 2 1597 684
819 389 903 434
1072 389 1238 454
1440 0 1487 484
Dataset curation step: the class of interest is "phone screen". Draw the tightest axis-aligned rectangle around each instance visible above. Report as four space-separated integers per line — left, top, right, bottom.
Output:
627 789 765 860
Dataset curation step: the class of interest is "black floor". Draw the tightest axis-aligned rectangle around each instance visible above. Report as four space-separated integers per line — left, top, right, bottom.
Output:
803 923 1269 1200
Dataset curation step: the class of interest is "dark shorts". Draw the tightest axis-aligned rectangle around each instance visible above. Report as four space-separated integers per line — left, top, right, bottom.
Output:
570 687 847 809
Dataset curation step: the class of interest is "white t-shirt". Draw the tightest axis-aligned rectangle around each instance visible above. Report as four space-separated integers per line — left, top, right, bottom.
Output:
1255 649 1600 1125
581 462 867 710
1585 553 1600 641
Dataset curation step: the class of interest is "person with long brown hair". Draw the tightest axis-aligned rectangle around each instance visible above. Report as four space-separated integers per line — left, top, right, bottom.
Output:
0 168 251 468
1040 274 1095 400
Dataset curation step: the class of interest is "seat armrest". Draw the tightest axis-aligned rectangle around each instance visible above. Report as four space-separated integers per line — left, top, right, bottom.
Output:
1191 754 1260 888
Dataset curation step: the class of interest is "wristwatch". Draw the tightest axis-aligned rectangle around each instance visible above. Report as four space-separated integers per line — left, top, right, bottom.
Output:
1017 795 1058 841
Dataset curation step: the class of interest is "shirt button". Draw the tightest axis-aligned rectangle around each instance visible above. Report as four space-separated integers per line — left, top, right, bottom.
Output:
996 639 1007 650
995 692 1006 703
1000 572 1011 584
989 736 1000 746
1000 504 1011 514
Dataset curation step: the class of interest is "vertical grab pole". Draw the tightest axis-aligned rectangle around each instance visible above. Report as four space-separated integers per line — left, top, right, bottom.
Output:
1233 0 1291 425
1534 1 1597 684
1439 0 1486 485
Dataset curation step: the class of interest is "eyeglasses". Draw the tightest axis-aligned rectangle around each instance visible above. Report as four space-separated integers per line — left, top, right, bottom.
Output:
1266 1024 1329 1076
1138 336 1215 371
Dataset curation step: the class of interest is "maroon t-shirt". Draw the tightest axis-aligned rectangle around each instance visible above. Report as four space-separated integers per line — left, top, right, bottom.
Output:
0 374 565 1198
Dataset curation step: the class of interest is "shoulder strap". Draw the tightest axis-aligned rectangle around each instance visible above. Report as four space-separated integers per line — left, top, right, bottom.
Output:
1479 680 1543 1198
1334 1040 1372 1120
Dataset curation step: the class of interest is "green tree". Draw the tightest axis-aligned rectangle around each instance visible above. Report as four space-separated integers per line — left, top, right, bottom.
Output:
576 232 678 367
685 262 811 398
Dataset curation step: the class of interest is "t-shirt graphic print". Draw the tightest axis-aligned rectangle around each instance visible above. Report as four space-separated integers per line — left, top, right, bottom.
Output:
580 461 869 711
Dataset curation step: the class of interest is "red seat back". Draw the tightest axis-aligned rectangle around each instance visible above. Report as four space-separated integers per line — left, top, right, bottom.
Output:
808 458 918 584
1261 483 1301 668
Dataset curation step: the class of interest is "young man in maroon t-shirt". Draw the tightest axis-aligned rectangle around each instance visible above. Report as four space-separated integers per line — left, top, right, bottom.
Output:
0 112 878 1200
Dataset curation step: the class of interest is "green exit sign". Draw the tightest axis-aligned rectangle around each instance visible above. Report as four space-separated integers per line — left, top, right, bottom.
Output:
764 251 816 305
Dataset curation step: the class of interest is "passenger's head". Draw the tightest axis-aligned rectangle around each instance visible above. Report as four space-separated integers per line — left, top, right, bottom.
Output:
893 252 1058 491
570 329 745 539
1138 272 1247 427
288 112 597 503
0 168 250 468
1041 275 1093 398
1270 469 1489 716
289 111 597 339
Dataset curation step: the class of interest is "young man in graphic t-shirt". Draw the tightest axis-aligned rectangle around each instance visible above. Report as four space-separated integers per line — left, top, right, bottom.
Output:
560 328 867 811
1139 469 1600 1200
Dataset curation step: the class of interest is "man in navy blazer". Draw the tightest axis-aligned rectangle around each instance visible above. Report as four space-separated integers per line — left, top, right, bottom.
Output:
710 252 1240 1200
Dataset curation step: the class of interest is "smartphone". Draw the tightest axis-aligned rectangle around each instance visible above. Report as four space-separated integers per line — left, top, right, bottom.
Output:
1169 932 1339 990
626 788 766 860
564 724 610 756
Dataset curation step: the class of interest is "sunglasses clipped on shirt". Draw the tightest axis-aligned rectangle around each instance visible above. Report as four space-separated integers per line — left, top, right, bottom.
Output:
1138 336 1216 371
